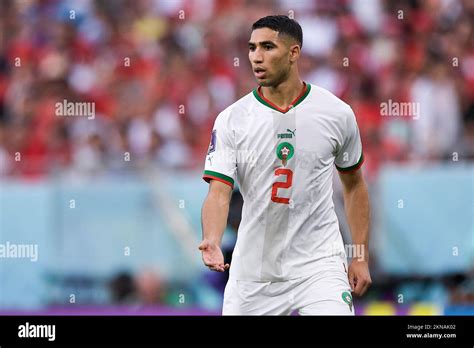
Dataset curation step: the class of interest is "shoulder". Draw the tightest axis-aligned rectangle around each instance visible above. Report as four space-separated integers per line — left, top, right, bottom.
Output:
307 84 354 120
214 91 255 125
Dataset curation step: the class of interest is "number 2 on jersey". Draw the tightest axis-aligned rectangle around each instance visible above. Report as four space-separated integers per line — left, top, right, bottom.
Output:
271 168 293 204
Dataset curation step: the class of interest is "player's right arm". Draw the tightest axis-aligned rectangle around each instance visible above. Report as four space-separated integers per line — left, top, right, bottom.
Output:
199 179 232 272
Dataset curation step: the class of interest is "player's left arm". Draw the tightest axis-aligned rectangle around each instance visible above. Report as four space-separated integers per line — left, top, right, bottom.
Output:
338 169 372 297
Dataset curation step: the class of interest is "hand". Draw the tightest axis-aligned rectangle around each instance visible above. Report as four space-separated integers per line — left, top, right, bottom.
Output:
198 240 230 272
348 259 372 296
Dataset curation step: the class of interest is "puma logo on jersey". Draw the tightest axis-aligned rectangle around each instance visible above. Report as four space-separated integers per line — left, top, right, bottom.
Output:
277 129 296 139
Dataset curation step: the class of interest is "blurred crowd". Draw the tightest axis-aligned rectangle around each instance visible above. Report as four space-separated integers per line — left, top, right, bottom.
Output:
0 0 473 181
0 0 473 312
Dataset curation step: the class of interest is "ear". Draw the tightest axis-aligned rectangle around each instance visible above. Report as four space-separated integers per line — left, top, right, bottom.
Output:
289 44 301 63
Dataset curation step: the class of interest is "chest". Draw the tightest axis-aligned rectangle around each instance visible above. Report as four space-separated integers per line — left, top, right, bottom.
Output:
234 110 340 166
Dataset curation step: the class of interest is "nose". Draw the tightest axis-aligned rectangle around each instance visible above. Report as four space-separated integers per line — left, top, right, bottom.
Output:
250 48 263 64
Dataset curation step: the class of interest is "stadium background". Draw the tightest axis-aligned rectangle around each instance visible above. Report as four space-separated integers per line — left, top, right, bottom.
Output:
0 0 473 315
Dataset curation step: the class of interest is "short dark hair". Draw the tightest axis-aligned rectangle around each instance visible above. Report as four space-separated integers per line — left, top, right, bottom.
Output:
251 15 303 48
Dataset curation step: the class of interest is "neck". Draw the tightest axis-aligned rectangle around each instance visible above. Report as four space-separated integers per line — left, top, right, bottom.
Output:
259 74 304 110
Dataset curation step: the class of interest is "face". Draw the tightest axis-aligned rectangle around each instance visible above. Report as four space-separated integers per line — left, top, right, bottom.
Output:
248 28 299 87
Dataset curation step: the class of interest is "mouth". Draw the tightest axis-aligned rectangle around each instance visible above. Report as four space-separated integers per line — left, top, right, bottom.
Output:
253 67 266 79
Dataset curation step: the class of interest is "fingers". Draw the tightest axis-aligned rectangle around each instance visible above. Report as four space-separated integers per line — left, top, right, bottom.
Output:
353 276 372 296
204 261 230 272
198 240 229 272
198 242 219 270
202 254 227 272
208 264 227 272
348 261 372 296
353 281 364 296
211 263 230 272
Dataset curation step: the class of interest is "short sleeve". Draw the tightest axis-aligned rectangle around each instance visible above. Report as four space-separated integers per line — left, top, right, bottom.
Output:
202 112 237 187
334 107 364 173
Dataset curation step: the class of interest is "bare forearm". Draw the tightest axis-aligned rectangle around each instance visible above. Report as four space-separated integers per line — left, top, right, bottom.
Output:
201 194 230 245
343 182 370 261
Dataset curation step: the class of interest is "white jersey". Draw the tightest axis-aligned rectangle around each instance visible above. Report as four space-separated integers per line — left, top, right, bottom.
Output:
203 82 364 281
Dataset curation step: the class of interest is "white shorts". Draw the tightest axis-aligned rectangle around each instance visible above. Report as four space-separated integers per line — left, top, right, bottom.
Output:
222 257 354 315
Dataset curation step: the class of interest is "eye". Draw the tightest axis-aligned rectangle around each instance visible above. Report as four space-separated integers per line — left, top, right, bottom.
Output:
249 46 255 52
264 45 273 50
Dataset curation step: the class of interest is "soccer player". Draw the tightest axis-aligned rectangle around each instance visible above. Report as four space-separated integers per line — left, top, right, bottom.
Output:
199 15 371 315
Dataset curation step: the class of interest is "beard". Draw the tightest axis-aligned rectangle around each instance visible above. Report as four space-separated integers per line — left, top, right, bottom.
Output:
258 65 291 88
